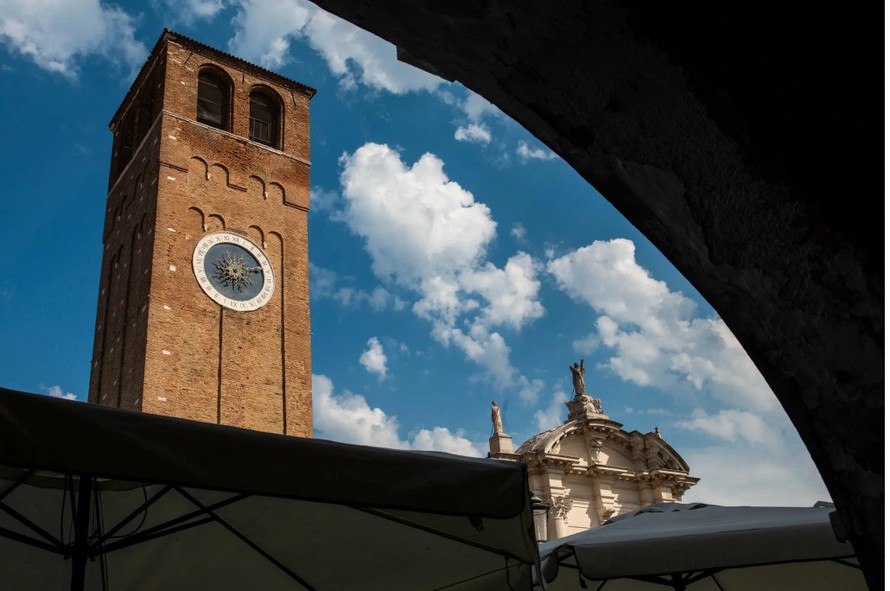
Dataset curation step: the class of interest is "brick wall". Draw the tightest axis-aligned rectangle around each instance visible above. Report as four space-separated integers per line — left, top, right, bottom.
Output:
89 32 313 437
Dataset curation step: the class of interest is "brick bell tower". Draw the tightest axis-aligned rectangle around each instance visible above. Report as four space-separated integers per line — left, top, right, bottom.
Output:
87 30 315 437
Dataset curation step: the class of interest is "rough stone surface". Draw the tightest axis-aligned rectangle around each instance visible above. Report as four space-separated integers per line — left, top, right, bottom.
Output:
88 32 314 437
310 2 883 586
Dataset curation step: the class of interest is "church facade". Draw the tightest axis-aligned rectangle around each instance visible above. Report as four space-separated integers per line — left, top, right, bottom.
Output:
490 361 699 540
87 30 315 437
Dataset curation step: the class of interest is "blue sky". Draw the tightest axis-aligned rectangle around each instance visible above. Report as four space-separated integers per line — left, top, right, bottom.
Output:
0 0 830 506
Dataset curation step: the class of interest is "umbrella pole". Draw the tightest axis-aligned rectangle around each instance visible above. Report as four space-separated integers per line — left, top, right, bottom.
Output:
71 474 93 591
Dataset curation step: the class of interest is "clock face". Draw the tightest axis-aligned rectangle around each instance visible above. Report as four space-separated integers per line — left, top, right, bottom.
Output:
192 232 275 311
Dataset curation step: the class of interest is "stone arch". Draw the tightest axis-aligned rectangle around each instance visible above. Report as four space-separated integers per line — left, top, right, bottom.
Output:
189 156 209 180
248 175 266 200
247 224 265 248
206 213 225 231
143 161 159 197
315 8 883 578
116 218 144 407
268 231 284 282
133 212 147 246
95 245 122 405
208 163 229 187
105 205 122 241
268 182 285 204
130 172 143 208
188 206 206 232
121 174 139 209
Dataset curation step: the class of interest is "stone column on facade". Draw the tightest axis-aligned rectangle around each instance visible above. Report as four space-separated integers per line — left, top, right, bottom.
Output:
639 478 655 506
548 495 573 539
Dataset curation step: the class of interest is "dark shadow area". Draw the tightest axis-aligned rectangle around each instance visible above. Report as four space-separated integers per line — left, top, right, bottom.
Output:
308 2 884 587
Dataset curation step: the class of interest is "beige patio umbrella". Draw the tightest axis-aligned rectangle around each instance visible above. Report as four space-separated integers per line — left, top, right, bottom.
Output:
535 502 865 590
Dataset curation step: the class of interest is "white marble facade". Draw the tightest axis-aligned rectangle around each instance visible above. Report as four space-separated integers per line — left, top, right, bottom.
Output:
489 393 698 540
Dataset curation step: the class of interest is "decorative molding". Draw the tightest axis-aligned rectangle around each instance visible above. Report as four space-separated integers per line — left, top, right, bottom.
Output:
549 495 573 522
565 393 607 421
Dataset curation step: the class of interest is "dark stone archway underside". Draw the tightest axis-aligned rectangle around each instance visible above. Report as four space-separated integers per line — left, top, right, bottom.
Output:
308 2 883 588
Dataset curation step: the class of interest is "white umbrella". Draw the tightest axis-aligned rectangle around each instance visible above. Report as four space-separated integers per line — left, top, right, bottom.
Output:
0 387 539 590
536 502 865 590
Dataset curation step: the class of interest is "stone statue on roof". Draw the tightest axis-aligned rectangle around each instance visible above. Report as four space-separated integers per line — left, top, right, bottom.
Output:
491 400 503 434
569 359 586 396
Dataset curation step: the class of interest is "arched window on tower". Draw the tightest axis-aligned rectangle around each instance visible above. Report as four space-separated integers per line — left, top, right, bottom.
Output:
197 70 229 130
249 89 280 148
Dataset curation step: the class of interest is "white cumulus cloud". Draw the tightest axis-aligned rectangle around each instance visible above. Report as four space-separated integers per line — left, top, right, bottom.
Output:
312 374 482 456
682 443 830 507
0 0 146 79
459 91 500 122
533 389 570 431
339 143 497 284
45 385 77 400
544 237 825 504
228 0 442 92
510 223 527 242
229 2 511 146
411 427 481 457
152 0 225 24
336 143 545 400
447 89 503 145
313 374 404 448
359 336 388 380
547 238 778 413
310 263 400 312
516 140 557 162
460 253 544 330
310 185 339 213
454 123 492 144
675 408 780 448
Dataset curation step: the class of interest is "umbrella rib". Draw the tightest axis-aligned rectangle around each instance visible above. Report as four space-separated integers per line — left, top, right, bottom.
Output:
356 507 533 565
683 570 722 586
0 500 64 548
831 558 862 570
0 468 33 502
96 492 249 555
432 560 527 590
625 570 721 590
91 484 172 548
99 516 217 554
0 469 65 551
0 525 66 554
175 487 317 591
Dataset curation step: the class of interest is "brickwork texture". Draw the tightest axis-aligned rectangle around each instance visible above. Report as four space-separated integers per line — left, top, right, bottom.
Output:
88 31 315 437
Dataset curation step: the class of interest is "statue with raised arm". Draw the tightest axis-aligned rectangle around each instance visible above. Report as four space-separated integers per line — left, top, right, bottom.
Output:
569 359 586 396
491 400 503 434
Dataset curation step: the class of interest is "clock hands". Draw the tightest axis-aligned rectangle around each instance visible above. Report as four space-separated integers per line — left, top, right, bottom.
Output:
212 251 262 292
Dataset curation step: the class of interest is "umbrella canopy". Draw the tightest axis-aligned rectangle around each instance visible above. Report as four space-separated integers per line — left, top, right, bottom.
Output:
0 387 539 590
537 502 865 590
